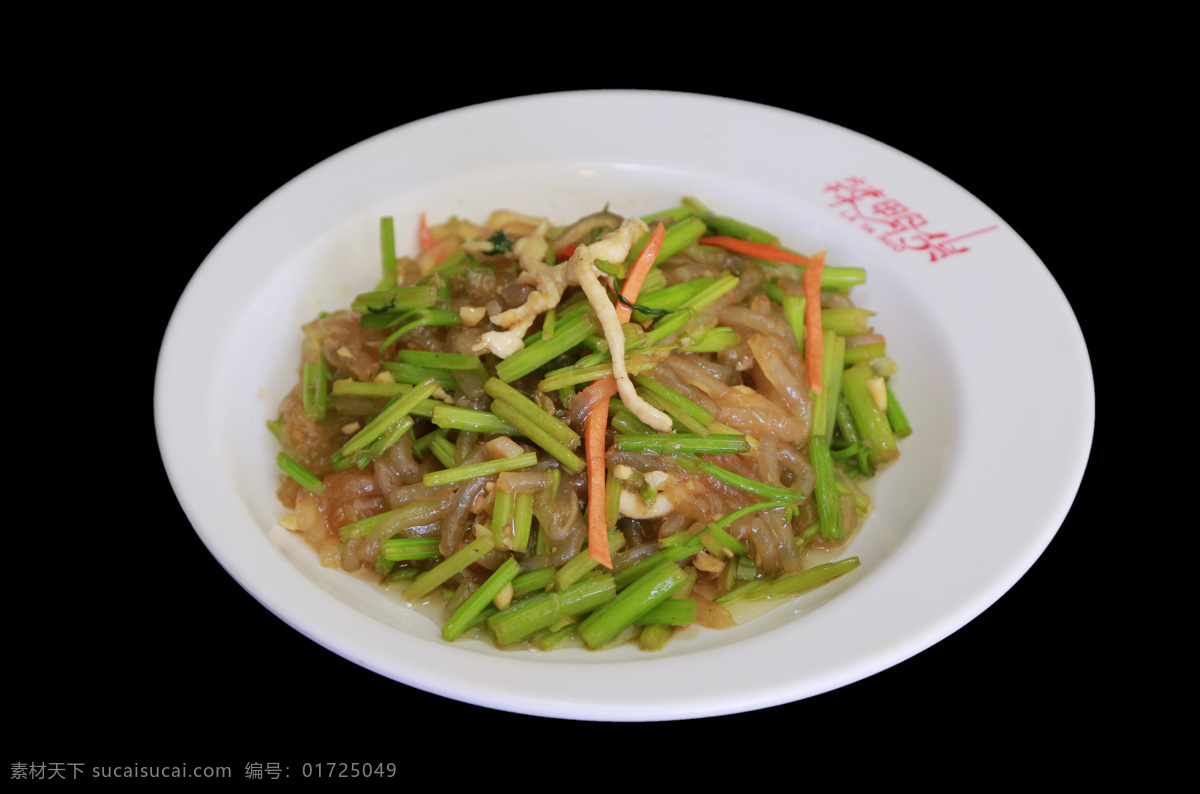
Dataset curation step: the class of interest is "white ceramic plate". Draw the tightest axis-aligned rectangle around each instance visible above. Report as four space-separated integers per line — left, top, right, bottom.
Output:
155 90 1093 721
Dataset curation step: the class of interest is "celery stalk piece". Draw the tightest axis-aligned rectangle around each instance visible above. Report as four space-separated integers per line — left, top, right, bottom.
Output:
679 274 740 313
428 435 457 468
633 388 699 435
431 405 518 435
385 567 420 584
302 356 329 421
490 401 585 473
394 349 487 372
358 416 414 468
613 434 750 455
677 455 804 504
734 554 757 583
330 380 406 399
612 539 703 590
483 378 579 447
765 265 866 290
842 363 899 467
817 266 866 289
512 492 534 554
642 205 694 223
511 566 555 596
556 531 626 591
637 267 667 296
836 398 863 445
488 576 617 646
681 327 740 354
751 557 860 599
630 277 717 322
609 401 653 435
380 362 458 390
538 349 670 392
641 308 694 347
624 215 707 266
641 275 739 346
699 213 778 244
357 308 416 329
301 361 315 417
534 519 551 555
422 452 538 488
821 308 875 337
496 311 599 383
404 534 495 601
715 579 766 604
276 453 324 495
377 216 397 289
393 349 489 384
809 435 843 541
782 296 807 348
352 284 437 315
709 501 780 538
631 375 713 426
425 249 468 276
835 474 872 513
340 498 446 540
411 427 448 458
381 537 442 562
533 624 580 650
824 335 847 437
795 522 822 550
703 523 749 556
885 382 913 438
491 489 515 548
844 341 887 365
442 558 521 641
807 331 845 539
348 393 439 419
579 561 688 649
327 385 441 420
634 598 699 626
762 280 787 305
810 332 842 438
580 320 646 355
337 378 439 459
605 470 621 529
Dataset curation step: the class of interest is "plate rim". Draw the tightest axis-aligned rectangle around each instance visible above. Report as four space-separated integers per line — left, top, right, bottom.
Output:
155 89 1095 721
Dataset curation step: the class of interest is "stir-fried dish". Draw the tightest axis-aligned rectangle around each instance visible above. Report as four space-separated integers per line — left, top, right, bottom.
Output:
269 197 911 651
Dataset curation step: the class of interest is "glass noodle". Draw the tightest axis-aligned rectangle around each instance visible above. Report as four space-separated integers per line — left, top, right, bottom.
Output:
270 198 910 651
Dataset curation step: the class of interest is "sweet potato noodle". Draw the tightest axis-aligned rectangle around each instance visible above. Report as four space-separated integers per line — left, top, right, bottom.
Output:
271 199 910 651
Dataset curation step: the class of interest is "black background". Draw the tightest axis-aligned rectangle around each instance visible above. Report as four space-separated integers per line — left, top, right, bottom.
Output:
19 34 1121 775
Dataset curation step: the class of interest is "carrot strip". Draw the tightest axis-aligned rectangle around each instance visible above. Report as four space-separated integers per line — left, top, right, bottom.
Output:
699 236 810 266
418 212 436 250
555 242 576 262
585 391 614 569
577 374 619 411
416 212 452 266
616 222 666 323
804 251 826 394
580 225 665 568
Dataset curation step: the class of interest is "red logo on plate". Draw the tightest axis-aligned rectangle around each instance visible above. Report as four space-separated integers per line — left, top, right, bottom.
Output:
824 177 996 261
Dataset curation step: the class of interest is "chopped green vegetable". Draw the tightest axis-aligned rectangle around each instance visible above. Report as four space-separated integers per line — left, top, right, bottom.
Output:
487 229 514 254
276 453 324 494
269 200 910 656
422 452 538 488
